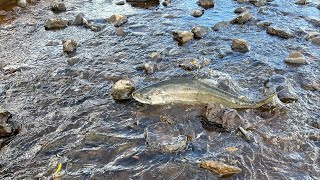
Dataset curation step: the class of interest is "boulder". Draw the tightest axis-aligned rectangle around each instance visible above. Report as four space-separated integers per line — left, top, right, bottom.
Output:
50 0 66 12
200 160 241 177
250 0 266 6
72 13 86 25
295 0 307 5
178 57 210 71
191 9 204 17
111 79 135 100
234 7 247 13
231 39 250 53
309 36 320 46
284 51 307 64
197 0 215 9
67 57 79 66
212 21 229 31
44 18 68 30
108 14 127 27
63 39 78 53
116 27 126 36
266 26 294 39
230 11 252 24
172 30 194 44
191 26 208 39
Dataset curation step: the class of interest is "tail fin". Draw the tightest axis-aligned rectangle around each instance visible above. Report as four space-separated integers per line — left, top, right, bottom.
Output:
254 93 278 108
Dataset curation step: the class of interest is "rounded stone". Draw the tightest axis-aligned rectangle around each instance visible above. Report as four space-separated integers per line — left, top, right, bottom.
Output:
111 79 135 100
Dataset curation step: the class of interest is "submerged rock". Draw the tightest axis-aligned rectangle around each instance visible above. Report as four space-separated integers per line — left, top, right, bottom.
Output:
50 0 66 12
72 13 86 25
44 18 68 30
178 57 210 71
212 21 229 31
250 0 267 6
116 27 126 36
115 1 125 5
231 39 250 53
237 0 248 3
256 21 272 29
172 30 194 44
63 39 78 53
67 57 79 66
108 14 127 27
309 36 320 46
234 7 247 13
230 11 252 24
145 122 187 153
266 26 294 39
191 26 208 39
197 0 215 9
162 0 171 6
295 0 307 5
284 51 307 64
191 9 204 17
200 160 241 177
111 79 135 100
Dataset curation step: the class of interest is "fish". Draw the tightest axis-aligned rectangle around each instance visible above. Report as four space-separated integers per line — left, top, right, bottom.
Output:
132 78 277 109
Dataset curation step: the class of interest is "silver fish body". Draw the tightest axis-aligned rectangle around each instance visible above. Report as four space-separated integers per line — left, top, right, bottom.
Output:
132 79 276 109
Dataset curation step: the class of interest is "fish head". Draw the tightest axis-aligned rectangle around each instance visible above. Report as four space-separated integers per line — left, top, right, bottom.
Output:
132 88 166 105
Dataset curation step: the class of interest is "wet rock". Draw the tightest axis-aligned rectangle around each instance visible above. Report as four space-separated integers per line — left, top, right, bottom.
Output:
17 0 27 7
145 122 188 153
230 11 252 24
0 108 14 138
46 40 60 46
191 26 208 39
150 51 160 59
301 79 320 91
309 36 320 46
115 1 125 5
234 7 246 13
197 0 215 9
257 21 272 29
108 14 127 27
276 85 298 103
200 160 241 177
204 103 246 130
304 31 320 40
72 13 86 25
162 0 171 6
191 9 204 17
266 74 286 88
266 26 294 39
67 57 79 66
44 18 68 30
162 14 176 18
172 30 194 44
212 21 229 31
231 39 250 53
50 0 66 12
63 39 78 53
116 27 126 36
111 79 135 100
250 0 266 7
307 16 320 27
178 57 210 71
237 0 248 3
284 51 307 65
295 0 307 5
317 4 320 10
136 62 154 74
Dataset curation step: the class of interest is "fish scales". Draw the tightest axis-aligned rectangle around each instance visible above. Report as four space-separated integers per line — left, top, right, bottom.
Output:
132 79 276 109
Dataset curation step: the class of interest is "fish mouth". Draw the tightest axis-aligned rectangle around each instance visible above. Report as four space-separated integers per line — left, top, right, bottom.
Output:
132 91 152 104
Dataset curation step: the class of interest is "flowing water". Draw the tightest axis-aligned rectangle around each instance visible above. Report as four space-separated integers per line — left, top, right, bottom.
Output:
0 0 319 179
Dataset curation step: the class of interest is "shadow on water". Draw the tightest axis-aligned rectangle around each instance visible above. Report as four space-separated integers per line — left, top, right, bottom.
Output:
126 0 160 9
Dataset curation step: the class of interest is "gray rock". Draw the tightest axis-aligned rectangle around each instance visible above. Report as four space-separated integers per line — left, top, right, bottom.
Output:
197 0 215 9
145 122 188 153
44 18 68 30
230 11 252 24
191 9 204 17
143 63 154 74
266 74 286 88
0 108 14 138
309 36 320 46
115 1 125 5
72 13 85 25
301 79 320 91
46 40 60 46
150 51 160 59
108 14 127 27
231 39 250 52
304 31 320 40
284 51 307 64
178 57 210 71
17 0 27 7
257 21 272 28
67 57 79 66
191 26 208 39
237 0 248 3
111 79 135 100
50 0 66 12
234 7 247 13
250 0 267 6
172 30 194 44
63 39 78 53
276 85 298 103
295 0 307 5
162 0 171 6
162 14 176 18
307 16 320 27
212 21 229 31
266 26 294 39
116 27 126 36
